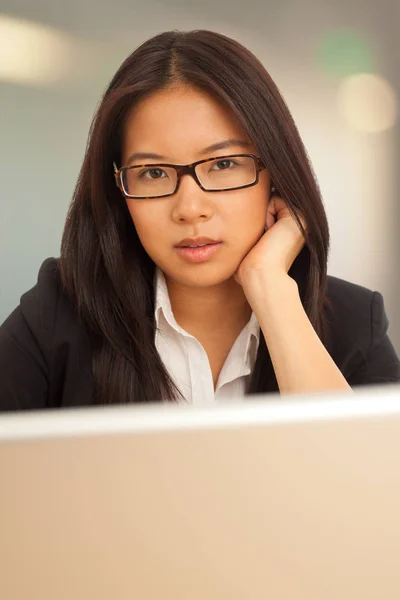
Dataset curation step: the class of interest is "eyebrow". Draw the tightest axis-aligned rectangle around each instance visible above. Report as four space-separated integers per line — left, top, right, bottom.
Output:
126 139 253 164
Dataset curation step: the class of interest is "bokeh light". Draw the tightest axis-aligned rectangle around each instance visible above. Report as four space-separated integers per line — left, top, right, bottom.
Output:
0 14 74 86
316 29 375 78
337 73 398 133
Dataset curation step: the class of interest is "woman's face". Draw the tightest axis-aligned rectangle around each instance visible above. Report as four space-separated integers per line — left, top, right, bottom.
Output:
121 85 270 288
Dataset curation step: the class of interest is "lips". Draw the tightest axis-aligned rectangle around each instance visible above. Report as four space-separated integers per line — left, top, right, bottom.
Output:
175 236 221 248
174 240 223 263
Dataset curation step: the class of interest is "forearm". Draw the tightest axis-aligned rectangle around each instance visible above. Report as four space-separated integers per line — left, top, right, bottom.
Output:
246 272 352 394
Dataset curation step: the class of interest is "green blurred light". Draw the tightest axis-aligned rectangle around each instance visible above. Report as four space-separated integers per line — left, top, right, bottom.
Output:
316 29 375 78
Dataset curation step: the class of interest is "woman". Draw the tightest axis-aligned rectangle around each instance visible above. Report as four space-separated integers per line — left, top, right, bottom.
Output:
1 29 399 411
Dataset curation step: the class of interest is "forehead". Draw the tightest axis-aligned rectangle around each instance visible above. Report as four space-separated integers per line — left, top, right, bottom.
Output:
121 86 255 162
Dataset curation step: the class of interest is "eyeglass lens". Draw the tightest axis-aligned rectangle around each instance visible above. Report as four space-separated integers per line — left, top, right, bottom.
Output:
121 156 257 197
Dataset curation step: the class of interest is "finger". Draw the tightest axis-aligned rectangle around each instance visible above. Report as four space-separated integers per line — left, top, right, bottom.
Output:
265 212 276 230
266 197 278 230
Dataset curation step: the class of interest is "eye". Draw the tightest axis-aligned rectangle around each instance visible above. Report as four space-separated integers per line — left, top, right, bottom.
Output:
211 159 238 171
138 167 168 180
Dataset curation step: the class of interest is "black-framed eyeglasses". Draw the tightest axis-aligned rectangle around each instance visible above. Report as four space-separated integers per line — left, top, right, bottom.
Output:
113 153 266 199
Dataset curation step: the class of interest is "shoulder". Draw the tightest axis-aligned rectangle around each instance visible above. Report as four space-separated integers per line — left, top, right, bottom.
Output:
325 274 400 384
326 274 388 360
26 255 86 334
0 258 93 410
9 256 83 357
1 256 87 366
20 257 62 329
326 275 376 325
19 257 80 343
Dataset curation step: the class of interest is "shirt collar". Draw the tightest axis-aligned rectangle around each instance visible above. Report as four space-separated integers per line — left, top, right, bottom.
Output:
244 311 261 370
154 267 170 321
154 267 190 336
154 266 260 366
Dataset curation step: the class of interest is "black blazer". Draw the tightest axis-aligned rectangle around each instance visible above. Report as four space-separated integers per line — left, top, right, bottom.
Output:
1 258 399 412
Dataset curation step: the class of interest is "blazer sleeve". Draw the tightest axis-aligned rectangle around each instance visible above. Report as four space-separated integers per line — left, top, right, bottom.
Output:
348 290 400 386
0 259 59 412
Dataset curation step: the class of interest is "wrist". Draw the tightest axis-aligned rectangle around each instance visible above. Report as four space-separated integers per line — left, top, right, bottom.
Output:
242 267 297 293
242 268 299 309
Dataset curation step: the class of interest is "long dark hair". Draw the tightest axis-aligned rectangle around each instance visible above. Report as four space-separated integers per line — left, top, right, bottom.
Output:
60 29 331 404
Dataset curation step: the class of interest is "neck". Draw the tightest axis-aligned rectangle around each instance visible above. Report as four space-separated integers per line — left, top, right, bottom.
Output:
165 274 252 336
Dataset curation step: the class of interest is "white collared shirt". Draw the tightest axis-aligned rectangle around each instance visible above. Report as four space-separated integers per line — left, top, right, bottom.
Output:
154 268 260 404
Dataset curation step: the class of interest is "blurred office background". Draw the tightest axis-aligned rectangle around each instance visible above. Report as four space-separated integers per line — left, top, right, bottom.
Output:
1 0 399 350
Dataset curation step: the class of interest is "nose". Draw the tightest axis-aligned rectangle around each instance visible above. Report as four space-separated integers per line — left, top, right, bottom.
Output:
171 173 213 225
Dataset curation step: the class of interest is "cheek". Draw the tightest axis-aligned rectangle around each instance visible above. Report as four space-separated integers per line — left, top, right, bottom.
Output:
225 188 268 236
126 203 167 255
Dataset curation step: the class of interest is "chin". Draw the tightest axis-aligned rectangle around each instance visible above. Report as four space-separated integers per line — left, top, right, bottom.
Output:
163 262 238 288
